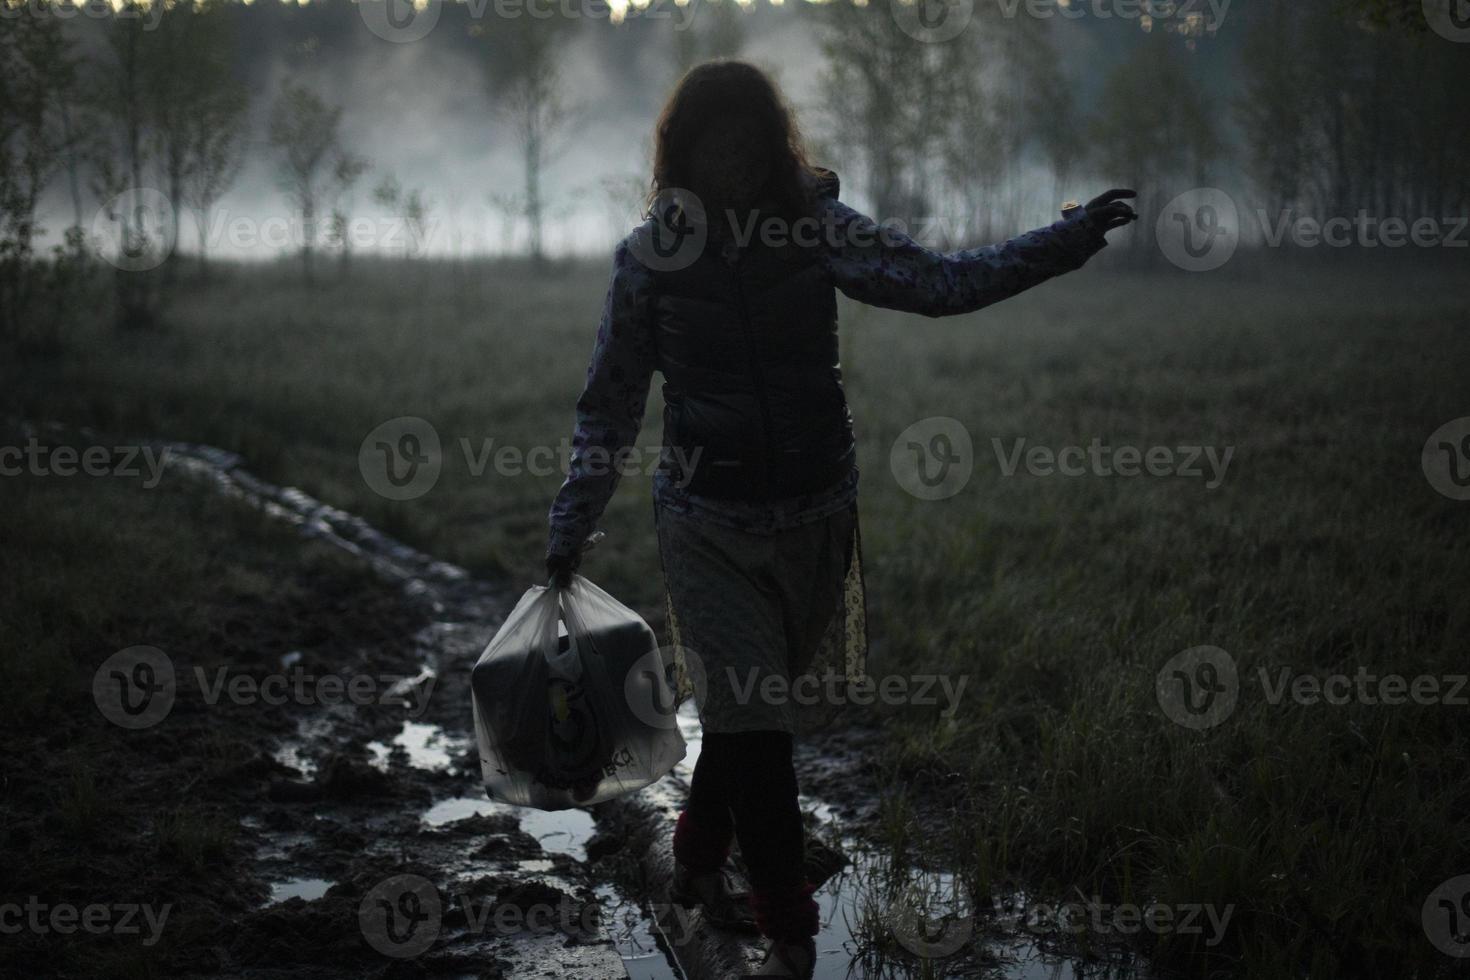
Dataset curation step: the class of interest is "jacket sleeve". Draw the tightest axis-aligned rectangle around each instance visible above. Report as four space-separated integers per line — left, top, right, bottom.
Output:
820 199 1108 317
546 238 658 558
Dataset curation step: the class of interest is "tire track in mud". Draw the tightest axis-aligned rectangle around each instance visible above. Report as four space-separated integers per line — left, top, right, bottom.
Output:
151 432 854 977
150 431 665 979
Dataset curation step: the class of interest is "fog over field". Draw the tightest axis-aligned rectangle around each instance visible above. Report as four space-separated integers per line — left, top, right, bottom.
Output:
22 0 1334 260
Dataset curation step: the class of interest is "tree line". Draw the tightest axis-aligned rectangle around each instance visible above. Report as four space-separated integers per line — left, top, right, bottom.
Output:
4 0 1467 342
819 0 1470 253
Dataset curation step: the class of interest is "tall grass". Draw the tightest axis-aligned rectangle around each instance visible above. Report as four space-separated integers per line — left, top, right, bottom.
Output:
3 251 1467 976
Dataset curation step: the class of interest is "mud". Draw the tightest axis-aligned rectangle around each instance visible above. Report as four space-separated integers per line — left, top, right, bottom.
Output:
6 421 1158 980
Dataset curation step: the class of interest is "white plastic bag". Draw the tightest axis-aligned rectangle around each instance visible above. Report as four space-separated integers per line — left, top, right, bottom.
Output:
471 574 685 810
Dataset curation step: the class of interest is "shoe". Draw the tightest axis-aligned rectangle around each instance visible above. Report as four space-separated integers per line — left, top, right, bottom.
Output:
746 936 815 977
671 860 758 933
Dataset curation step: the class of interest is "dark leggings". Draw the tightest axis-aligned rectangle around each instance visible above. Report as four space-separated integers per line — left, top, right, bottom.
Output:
674 730 817 939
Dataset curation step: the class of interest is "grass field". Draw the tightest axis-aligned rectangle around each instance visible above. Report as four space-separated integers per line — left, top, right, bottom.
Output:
4 249 1469 977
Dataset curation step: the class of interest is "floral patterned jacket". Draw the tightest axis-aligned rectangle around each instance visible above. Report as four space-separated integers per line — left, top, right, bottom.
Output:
546 177 1109 559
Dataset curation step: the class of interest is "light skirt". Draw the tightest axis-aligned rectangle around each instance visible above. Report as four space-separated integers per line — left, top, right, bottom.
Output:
656 502 869 734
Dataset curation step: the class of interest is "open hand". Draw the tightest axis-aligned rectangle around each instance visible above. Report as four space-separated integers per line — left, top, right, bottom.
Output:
1084 189 1139 233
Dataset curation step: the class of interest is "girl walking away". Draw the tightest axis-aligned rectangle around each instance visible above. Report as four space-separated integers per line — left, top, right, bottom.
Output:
545 60 1137 978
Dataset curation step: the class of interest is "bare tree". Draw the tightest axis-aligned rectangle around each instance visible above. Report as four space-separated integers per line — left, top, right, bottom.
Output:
0 13 75 337
91 3 164 329
482 17 575 269
269 82 347 283
940 55 1005 244
180 90 249 279
373 174 433 262
1011 16 1079 213
325 152 369 275
1235 2 1311 217
818 4 962 221
148 0 249 280
1089 33 1221 258
487 189 524 255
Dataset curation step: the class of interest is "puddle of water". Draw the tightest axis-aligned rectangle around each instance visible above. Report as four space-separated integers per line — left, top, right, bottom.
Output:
519 807 596 862
419 796 596 863
271 742 317 779
366 740 391 772
365 717 470 774
421 796 497 827
643 708 1149 980
366 720 462 773
268 877 332 905
805 850 1149 979
596 883 682 980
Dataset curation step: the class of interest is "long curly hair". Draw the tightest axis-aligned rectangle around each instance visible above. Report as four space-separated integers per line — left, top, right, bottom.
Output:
648 60 820 222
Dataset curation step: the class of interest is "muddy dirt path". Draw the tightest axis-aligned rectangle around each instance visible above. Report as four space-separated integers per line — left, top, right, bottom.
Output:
67 422 1155 980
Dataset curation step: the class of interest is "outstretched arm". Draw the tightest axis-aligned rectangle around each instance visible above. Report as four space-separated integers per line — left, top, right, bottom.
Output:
821 190 1136 317
545 239 657 581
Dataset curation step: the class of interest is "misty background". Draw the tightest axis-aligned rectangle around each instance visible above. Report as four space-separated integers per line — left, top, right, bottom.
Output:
12 0 1469 271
